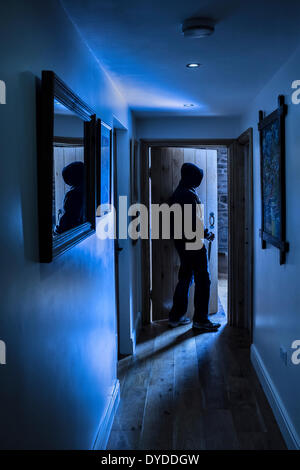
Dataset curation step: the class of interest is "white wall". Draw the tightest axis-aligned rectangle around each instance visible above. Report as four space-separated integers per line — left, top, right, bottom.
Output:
136 116 241 140
0 0 134 449
239 44 300 448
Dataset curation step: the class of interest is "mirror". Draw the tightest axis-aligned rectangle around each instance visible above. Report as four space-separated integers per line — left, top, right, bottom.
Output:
38 71 96 262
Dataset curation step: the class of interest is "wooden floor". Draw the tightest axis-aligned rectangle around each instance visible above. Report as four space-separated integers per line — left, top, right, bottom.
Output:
107 307 286 450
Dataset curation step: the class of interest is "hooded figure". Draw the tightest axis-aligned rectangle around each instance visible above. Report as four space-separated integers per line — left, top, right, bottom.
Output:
181 162 204 188
168 162 220 332
171 162 203 202
169 162 204 241
55 161 84 234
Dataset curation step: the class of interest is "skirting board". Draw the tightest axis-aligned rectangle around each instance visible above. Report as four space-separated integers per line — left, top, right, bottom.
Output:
93 379 120 450
251 344 300 450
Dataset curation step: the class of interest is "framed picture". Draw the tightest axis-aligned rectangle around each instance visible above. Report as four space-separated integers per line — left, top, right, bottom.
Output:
38 71 96 262
96 119 112 216
258 95 289 264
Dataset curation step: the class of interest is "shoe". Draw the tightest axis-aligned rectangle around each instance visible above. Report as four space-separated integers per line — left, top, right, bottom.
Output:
168 316 191 328
193 319 221 331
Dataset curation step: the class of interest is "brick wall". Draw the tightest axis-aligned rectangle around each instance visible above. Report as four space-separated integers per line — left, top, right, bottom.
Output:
217 148 228 253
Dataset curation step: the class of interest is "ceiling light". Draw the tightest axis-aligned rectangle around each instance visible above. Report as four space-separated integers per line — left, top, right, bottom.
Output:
182 17 215 38
186 63 200 68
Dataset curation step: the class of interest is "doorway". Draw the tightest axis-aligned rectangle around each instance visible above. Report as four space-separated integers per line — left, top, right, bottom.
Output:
140 134 253 338
149 146 219 322
228 129 254 338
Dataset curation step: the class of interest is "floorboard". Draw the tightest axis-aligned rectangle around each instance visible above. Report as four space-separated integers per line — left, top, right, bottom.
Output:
107 304 286 450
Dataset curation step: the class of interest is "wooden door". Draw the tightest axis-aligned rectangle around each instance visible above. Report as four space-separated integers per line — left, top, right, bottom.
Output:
151 147 218 321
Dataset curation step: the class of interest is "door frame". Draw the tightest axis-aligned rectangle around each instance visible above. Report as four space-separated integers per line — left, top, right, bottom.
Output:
113 121 134 356
113 128 121 357
140 139 234 325
228 128 254 339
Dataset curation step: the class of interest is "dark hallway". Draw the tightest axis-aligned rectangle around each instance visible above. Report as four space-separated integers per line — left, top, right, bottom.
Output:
2 0 300 454
107 307 285 450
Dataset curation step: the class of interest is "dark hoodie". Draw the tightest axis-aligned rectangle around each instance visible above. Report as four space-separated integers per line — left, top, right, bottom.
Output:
169 162 204 245
170 162 203 206
55 161 84 234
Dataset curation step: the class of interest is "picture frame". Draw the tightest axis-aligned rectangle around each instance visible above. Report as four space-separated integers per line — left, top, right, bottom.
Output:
38 71 96 262
258 95 289 264
96 119 112 217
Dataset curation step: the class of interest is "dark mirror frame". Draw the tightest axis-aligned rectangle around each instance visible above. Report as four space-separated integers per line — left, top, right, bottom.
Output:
38 71 96 262
258 95 289 265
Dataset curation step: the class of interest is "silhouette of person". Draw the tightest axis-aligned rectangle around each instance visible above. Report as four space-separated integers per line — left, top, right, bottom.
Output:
168 162 220 331
55 161 84 234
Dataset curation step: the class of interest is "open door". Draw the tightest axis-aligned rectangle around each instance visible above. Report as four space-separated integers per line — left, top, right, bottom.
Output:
228 129 253 337
113 126 132 356
151 147 218 321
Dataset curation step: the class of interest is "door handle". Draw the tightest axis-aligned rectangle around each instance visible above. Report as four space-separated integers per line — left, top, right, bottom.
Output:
209 212 215 229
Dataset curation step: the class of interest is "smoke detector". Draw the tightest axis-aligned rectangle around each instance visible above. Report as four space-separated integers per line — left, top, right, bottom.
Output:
182 18 215 38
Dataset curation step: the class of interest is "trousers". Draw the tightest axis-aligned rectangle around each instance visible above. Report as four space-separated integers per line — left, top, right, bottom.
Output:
169 241 211 323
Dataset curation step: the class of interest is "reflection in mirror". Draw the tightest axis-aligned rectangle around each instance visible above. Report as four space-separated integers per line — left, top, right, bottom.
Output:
53 99 86 237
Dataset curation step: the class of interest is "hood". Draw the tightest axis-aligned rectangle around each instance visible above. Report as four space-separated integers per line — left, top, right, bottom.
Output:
62 161 84 187
180 162 203 189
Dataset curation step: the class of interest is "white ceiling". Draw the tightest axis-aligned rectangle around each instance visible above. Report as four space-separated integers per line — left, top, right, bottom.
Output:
62 0 300 117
